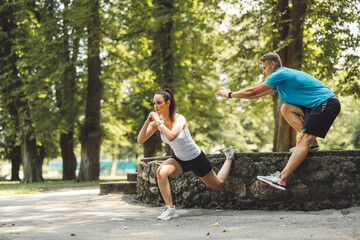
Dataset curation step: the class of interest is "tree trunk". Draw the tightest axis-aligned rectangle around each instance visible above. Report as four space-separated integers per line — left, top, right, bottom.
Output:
143 0 174 157
21 137 44 183
272 0 306 152
58 1 78 181
144 133 161 157
165 144 174 156
78 0 102 182
79 137 101 181
61 132 77 180
110 143 118 176
10 145 21 181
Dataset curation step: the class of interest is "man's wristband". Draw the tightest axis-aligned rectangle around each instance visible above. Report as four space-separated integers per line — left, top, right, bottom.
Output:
228 92 233 98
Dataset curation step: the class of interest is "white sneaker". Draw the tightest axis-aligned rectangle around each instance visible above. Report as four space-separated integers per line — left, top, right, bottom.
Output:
222 146 236 160
157 206 179 221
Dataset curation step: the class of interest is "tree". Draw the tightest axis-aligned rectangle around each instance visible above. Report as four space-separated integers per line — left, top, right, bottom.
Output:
0 0 45 183
271 0 307 152
78 0 102 182
56 0 81 180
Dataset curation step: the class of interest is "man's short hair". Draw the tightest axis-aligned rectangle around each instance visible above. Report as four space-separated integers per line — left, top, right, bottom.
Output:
260 52 282 69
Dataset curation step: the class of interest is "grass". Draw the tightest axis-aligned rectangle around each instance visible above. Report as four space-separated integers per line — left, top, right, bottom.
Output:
0 174 127 196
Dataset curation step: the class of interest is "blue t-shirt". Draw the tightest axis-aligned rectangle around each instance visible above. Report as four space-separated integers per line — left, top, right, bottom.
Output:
264 67 335 108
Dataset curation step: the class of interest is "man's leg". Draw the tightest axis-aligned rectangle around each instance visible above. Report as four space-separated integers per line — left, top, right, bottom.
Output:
280 132 316 180
257 132 316 190
281 103 318 150
280 103 304 133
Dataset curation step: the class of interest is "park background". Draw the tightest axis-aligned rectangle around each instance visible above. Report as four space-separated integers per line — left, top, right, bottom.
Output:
0 0 359 184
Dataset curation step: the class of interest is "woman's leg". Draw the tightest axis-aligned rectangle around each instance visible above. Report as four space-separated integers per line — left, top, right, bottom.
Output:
156 158 183 207
199 157 233 191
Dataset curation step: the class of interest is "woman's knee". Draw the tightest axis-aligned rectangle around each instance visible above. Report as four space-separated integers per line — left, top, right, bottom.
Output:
206 179 224 191
157 165 169 179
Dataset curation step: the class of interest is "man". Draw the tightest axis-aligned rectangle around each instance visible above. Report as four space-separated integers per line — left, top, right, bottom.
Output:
216 52 341 190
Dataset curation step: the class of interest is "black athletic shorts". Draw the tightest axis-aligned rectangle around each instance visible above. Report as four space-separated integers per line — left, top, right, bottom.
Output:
299 96 341 138
172 151 212 177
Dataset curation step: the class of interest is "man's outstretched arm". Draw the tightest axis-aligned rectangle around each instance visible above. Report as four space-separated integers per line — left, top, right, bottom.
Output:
216 83 275 99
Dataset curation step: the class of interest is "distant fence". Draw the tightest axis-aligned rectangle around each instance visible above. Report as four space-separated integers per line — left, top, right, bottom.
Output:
48 159 136 175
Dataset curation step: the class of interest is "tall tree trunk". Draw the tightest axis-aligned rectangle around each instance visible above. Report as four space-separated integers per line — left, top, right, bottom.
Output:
144 0 175 157
59 1 78 180
159 1 174 157
272 0 306 152
78 0 102 182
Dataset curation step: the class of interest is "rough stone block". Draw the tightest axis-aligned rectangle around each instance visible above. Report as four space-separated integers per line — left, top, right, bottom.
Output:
100 181 137 195
136 150 360 210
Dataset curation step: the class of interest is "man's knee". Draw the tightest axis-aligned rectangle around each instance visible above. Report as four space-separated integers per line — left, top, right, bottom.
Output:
297 133 315 146
280 103 291 115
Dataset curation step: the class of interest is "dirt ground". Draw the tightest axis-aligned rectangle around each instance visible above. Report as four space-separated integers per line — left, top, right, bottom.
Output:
0 187 359 240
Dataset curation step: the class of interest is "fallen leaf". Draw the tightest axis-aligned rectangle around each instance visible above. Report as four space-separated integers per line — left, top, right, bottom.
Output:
212 222 220 227
206 232 210 236
280 225 288 227
242 226 247 229
222 230 227 232
71 233 76 236
336 231 341 235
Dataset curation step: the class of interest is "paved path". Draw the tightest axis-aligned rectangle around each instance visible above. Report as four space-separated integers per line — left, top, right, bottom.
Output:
0 188 359 240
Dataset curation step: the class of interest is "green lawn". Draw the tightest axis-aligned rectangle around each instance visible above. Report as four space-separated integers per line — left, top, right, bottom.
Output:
0 174 127 196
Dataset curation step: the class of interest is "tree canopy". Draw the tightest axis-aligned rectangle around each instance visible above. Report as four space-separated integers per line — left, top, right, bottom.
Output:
0 0 359 182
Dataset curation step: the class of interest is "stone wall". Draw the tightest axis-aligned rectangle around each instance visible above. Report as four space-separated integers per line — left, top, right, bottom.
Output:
136 150 360 211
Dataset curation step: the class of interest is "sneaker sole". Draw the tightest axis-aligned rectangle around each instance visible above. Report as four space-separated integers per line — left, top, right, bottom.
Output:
257 176 286 191
157 214 179 221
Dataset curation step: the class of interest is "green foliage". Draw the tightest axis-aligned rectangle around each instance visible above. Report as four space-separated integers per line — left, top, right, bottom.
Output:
1 0 359 178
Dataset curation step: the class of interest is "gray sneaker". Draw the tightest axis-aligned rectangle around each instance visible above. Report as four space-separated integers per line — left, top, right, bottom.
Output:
257 171 287 191
157 206 179 221
222 146 236 160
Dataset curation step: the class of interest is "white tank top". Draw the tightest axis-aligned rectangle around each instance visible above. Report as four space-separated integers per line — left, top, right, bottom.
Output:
160 120 201 161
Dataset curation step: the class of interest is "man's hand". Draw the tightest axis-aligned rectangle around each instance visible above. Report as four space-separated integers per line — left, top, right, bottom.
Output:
216 88 231 98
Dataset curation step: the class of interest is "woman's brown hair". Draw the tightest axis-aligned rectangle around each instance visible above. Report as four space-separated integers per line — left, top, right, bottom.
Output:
156 88 176 121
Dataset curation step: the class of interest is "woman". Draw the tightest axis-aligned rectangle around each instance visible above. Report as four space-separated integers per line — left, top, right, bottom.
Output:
137 88 236 221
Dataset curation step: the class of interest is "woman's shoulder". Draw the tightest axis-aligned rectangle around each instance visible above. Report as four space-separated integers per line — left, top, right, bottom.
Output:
175 113 186 121
174 113 187 128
